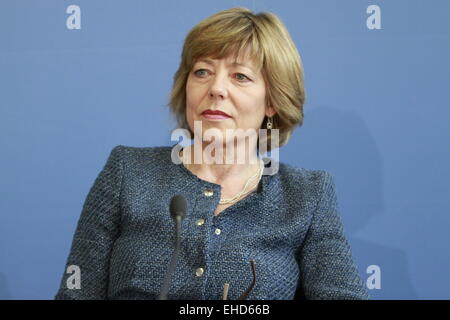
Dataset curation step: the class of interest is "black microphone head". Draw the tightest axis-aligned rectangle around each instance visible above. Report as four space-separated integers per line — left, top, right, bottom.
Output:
169 195 187 220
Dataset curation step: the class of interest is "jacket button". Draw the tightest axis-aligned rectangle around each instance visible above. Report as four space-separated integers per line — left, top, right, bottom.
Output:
196 218 205 226
195 267 204 277
214 228 221 235
203 189 214 197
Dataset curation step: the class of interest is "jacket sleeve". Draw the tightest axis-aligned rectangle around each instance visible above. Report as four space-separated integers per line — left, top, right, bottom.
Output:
296 171 370 300
54 145 123 300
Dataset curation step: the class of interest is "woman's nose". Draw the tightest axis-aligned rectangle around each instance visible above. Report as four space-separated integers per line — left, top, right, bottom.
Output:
208 72 228 100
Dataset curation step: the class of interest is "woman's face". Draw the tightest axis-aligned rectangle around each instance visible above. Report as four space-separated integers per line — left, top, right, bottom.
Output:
185 52 275 146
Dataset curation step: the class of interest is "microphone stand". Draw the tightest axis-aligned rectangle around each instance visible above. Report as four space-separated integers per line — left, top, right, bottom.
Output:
158 215 182 300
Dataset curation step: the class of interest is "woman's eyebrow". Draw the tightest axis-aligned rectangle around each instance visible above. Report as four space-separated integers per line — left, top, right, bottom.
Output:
197 58 255 72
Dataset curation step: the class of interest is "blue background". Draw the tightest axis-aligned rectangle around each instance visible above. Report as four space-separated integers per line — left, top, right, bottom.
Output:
1 0 449 299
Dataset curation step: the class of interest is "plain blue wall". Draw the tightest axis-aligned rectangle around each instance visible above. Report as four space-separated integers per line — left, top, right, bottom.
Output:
0 0 449 299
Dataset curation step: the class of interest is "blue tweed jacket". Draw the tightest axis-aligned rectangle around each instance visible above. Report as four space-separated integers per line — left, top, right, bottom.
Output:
55 144 369 300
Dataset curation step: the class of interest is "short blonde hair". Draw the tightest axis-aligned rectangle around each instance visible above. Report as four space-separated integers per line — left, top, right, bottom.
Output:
167 7 306 152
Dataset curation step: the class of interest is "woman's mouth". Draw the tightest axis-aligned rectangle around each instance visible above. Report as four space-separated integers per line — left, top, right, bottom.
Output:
201 109 232 120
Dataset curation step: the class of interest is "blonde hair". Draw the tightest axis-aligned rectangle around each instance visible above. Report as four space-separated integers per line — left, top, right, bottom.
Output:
167 7 306 152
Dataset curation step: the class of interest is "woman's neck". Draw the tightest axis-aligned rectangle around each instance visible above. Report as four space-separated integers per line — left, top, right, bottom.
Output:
179 142 261 186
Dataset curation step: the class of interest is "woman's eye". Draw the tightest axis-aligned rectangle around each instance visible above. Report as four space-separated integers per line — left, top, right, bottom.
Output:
194 69 209 77
235 73 251 82
193 69 251 82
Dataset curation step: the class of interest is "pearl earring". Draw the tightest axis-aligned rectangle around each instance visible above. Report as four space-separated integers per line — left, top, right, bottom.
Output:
266 116 273 130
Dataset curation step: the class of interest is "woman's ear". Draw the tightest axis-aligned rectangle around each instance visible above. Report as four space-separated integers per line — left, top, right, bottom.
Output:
266 105 277 117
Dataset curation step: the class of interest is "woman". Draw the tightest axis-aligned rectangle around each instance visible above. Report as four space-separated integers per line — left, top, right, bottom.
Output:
55 7 369 300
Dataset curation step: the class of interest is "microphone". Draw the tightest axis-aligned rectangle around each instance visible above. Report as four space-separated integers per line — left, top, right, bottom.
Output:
158 195 187 300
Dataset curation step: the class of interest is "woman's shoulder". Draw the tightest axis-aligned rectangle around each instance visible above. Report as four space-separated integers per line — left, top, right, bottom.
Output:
108 144 174 167
276 161 335 197
113 144 172 154
113 144 172 156
278 161 333 182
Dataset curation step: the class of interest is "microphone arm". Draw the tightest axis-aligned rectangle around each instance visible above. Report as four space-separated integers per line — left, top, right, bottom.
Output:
158 216 182 300
158 195 187 300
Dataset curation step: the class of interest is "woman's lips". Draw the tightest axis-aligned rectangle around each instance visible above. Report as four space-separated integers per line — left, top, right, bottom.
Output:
201 113 231 120
201 110 231 120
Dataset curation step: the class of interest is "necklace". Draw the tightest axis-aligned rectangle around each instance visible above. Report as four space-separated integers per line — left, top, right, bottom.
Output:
219 158 264 205
178 148 264 205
